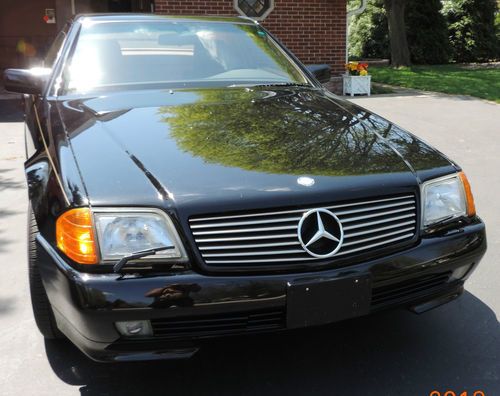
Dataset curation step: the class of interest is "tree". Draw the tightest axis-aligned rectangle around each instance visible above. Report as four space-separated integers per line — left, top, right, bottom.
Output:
384 0 411 66
349 0 390 59
406 0 451 64
442 0 500 62
350 0 451 64
496 8 500 43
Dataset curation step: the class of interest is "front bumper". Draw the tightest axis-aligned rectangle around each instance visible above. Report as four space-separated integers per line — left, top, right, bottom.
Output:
36 220 486 362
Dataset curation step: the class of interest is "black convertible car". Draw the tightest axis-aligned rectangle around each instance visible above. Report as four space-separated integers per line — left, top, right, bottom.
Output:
4 14 486 362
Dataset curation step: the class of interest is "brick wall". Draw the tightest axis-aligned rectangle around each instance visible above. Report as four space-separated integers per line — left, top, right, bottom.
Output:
154 0 347 76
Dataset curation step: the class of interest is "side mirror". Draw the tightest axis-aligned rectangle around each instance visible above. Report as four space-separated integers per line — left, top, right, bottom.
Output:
3 68 51 95
306 64 331 84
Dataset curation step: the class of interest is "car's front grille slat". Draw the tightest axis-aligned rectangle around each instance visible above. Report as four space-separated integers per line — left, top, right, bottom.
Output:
192 224 297 236
205 257 318 264
341 227 416 247
190 194 418 269
338 205 416 223
336 233 416 256
342 213 416 231
196 233 297 243
190 216 302 229
345 220 416 238
202 249 306 258
199 241 301 251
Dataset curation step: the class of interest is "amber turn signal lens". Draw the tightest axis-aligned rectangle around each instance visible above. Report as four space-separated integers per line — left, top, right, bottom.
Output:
56 208 98 264
459 172 476 217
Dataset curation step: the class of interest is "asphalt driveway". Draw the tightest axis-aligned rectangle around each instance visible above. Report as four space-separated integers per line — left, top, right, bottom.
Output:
0 91 499 396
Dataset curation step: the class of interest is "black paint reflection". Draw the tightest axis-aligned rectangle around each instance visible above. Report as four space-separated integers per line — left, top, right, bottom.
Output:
61 86 455 207
160 88 409 176
339 100 452 172
145 283 201 308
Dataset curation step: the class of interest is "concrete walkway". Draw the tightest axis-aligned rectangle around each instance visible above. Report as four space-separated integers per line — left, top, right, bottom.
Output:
0 92 499 395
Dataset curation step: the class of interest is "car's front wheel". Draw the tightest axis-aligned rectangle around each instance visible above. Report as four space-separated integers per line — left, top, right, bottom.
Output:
28 206 63 339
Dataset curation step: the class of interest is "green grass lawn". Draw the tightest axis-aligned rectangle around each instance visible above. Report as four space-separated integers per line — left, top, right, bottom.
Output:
369 64 500 103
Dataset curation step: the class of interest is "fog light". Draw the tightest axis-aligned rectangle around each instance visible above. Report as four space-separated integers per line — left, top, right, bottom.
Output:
115 320 153 337
452 264 473 280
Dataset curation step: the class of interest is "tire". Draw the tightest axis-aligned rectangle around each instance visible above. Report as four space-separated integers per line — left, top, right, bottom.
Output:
28 206 63 339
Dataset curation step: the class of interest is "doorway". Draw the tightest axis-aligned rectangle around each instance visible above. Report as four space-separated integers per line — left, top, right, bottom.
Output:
81 0 154 14
107 0 154 13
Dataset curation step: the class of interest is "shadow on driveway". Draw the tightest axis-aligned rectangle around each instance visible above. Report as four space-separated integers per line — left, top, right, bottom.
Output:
44 291 499 396
0 168 24 192
0 99 24 122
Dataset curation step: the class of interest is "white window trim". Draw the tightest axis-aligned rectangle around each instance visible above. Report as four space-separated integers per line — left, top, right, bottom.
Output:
233 0 275 21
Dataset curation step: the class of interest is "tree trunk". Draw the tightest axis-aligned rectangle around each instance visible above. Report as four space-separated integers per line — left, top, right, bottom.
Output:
384 0 411 67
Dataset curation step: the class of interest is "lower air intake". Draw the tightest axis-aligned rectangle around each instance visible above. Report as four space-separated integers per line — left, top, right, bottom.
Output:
371 271 453 311
151 309 285 339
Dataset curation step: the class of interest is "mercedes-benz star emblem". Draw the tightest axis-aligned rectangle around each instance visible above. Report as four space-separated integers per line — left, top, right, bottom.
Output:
298 209 344 258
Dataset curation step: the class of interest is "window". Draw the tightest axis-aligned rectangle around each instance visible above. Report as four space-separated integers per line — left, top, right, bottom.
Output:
234 0 275 20
64 20 308 94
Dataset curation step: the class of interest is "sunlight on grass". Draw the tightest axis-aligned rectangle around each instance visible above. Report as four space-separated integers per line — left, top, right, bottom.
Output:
370 65 500 103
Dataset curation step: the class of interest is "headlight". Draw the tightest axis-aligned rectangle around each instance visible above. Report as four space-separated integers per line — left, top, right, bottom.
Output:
94 209 186 262
56 207 186 264
421 172 476 228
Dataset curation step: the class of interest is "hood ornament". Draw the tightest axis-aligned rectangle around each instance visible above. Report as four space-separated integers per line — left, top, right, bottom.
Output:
297 176 315 187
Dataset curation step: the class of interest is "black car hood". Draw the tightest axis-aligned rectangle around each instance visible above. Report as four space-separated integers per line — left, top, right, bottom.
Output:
58 87 455 214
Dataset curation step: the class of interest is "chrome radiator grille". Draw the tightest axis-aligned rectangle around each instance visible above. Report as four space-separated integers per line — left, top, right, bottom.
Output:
189 194 418 268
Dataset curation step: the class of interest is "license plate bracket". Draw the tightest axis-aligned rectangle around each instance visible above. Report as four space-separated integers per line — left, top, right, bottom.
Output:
286 275 371 329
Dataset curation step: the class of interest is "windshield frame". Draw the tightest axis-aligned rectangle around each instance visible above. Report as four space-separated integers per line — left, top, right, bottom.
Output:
58 18 316 96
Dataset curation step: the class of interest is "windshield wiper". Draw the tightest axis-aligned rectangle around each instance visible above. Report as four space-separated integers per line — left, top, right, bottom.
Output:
251 82 311 88
113 246 174 273
228 82 311 88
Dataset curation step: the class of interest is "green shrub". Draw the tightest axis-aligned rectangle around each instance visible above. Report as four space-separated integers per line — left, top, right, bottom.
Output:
442 0 500 62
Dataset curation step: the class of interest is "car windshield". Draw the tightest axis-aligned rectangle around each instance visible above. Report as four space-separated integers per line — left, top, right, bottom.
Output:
64 19 309 93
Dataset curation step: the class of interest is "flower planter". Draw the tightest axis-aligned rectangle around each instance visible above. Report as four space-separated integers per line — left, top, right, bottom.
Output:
343 75 371 96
